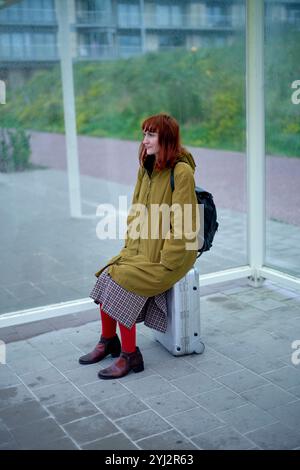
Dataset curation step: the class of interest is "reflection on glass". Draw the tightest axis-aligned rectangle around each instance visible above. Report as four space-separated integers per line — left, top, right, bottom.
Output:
265 0 300 278
0 0 249 317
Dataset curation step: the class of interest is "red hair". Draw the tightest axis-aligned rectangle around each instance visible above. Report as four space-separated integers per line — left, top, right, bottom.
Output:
138 113 187 171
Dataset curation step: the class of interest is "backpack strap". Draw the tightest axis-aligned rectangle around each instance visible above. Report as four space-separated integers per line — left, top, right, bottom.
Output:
170 162 188 192
170 167 175 192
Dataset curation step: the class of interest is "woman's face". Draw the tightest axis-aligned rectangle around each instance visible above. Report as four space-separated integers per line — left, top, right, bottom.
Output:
142 130 160 156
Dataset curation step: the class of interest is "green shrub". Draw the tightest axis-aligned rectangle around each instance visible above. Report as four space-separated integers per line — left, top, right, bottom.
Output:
0 30 299 157
0 128 31 172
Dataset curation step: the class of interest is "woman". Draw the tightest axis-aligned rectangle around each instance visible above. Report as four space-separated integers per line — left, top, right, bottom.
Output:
79 113 199 379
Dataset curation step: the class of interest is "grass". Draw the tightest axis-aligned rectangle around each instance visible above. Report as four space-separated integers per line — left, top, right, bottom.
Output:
1 30 299 158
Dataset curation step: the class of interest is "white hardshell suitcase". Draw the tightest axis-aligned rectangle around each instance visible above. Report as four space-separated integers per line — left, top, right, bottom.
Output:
154 267 205 356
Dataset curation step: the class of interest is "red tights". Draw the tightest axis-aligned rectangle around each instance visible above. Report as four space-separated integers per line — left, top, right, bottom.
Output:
100 306 136 354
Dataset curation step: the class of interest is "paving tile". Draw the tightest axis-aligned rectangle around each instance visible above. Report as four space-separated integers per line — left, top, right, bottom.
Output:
216 369 269 393
48 351 86 372
20 366 66 390
82 433 138 450
123 374 177 399
33 341 82 361
141 345 178 366
193 387 247 414
183 345 223 364
33 381 84 406
10 417 66 449
6 339 46 358
0 400 49 429
240 383 297 410
245 422 300 450
144 391 198 417
0 384 35 410
193 356 245 378
116 410 172 441
79 379 128 403
0 366 21 388
0 419 14 444
237 353 288 374
63 413 118 445
287 385 300 398
262 366 300 390
0 439 20 450
148 358 199 380
7 352 52 375
97 393 149 420
138 429 198 450
217 403 278 434
63 363 105 385
47 397 99 424
266 400 300 431
191 425 256 450
255 338 295 358
33 436 79 450
170 372 220 397
213 341 262 359
114 366 158 383
166 407 224 438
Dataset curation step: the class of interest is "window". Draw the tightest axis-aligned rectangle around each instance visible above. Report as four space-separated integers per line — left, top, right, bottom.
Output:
159 32 185 48
118 3 140 28
118 34 141 46
156 5 169 27
206 2 229 27
118 34 141 57
286 5 300 25
156 3 182 27
78 32 109 57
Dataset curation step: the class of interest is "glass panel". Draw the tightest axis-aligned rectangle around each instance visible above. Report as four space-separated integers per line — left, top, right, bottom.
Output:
0 0 67 315
265 0 300 278
0 0 247 317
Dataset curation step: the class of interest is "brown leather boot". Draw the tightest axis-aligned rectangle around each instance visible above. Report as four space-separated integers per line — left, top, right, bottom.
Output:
78 335 121 365
97 347 144 379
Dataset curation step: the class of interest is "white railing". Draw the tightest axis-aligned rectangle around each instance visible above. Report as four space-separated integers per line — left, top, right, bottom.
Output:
0 8 56 24
75 9 239 29
77 44 142 59
0 44 58 61
76 9 113 27
144 13 236 29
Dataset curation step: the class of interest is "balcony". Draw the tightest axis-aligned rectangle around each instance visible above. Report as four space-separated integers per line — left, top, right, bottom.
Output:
144 13 240 30
76 10 114 28
0 44 58 62
0 8 56 26
77 44 142 60
75 10 237 31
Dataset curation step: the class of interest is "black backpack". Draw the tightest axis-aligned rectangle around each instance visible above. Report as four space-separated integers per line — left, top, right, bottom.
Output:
170 167 219 258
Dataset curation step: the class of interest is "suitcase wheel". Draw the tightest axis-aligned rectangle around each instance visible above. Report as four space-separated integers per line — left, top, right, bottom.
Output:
194 341 205 355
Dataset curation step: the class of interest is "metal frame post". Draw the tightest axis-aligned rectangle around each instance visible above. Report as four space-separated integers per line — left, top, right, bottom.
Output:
246 0 265 286
55 0 81 218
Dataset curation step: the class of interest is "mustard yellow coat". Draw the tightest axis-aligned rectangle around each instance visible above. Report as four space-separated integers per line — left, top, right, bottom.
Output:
95 152 199 297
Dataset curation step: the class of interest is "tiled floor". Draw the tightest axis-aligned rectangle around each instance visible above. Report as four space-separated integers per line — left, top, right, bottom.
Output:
1 278 300 450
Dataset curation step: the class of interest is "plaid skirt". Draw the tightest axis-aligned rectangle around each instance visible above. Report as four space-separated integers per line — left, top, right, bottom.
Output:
89 268 168 333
